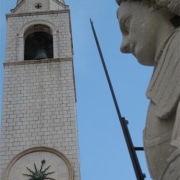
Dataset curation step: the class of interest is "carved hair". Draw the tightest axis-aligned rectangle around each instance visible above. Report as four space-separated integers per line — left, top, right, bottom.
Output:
116 0 156 6
116 0 180 27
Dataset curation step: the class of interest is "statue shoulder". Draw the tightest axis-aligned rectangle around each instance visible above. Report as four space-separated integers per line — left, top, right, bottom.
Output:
146 28 180 119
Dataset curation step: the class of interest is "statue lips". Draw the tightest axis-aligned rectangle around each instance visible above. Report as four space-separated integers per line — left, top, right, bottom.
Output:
130 43 135 54
128 43 138 59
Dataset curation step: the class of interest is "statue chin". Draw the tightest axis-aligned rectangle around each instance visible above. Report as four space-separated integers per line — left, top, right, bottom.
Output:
137 58 155 66
132 45 156 66
134 54 155 66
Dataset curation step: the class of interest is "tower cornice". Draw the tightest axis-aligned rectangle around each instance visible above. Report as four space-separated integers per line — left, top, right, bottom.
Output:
3 58 73 67
6 9 70 19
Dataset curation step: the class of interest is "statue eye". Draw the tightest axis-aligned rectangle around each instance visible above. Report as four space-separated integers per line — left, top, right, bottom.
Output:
119 15 131 35
123 18 130 33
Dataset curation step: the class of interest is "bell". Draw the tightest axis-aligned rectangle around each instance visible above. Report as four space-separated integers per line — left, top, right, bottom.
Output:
35 48 48 60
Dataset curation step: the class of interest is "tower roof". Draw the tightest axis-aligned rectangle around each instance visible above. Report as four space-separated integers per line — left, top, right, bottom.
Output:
13 0 67 14
16 0 65 5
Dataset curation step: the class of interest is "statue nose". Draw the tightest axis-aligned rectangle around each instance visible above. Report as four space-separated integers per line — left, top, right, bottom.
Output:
121 45 130 53
120 43 130 53
120 39 131 53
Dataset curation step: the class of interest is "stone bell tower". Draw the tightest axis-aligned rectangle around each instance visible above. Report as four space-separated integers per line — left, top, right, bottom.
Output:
0 0 80 180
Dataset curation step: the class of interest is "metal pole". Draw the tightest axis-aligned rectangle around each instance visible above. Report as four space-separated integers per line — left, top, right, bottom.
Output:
90 19 145 180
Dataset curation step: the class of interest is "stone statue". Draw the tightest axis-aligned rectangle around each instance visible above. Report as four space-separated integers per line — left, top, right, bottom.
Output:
116 0 180 179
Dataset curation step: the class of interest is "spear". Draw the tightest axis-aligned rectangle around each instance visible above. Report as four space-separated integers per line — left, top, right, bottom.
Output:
90 19 145 180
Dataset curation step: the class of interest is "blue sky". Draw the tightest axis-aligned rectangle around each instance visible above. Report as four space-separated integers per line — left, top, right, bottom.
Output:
0 1 153 179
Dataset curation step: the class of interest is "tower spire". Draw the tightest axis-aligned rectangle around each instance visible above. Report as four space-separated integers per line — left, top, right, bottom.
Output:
17 0 65 5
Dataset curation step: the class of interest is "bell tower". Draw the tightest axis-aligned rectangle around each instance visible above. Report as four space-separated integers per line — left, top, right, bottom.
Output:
0 1 80 180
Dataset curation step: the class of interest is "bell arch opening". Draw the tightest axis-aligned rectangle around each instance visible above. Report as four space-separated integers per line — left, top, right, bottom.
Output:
24 24 53 60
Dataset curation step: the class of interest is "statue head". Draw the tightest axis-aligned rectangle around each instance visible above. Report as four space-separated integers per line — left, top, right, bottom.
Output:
116 0 179 66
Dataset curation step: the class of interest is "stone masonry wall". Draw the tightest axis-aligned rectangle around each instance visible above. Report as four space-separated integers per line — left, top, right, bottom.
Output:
0 59 80 180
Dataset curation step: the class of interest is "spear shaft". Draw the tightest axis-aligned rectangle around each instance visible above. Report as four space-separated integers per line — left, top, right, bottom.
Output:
90 19 145 180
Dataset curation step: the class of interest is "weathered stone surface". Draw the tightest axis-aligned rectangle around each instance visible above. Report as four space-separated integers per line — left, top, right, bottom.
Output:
116 1 180 179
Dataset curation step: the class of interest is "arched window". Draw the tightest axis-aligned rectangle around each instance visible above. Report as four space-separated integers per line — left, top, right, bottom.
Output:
24 24 53 60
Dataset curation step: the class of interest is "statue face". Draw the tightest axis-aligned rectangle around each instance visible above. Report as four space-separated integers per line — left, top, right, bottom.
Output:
117 2 162 66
